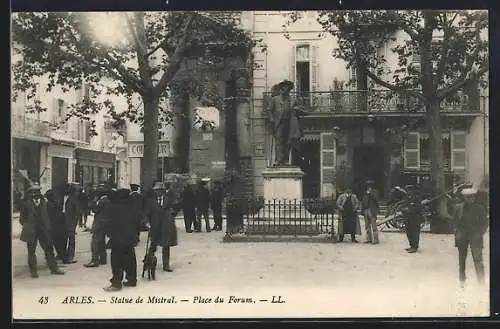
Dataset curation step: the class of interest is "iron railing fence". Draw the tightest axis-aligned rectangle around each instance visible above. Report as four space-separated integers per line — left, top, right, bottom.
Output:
11 115 50 138
262 89 478 114
225 198 337 237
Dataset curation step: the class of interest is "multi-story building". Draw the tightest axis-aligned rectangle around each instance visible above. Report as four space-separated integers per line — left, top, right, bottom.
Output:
246 11 488 199
11 50 125 195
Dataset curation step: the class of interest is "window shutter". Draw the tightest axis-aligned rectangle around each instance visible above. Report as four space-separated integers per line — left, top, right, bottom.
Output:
76 85 83 102
320 132 336 197
289 44 296 87
451 131 466 170
349 66 357 90
404 132 420 169
52 98 59 123
85 121 90 143
311 44 319 92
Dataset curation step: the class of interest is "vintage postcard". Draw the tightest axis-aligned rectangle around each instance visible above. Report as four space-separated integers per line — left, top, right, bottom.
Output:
11 9 490 319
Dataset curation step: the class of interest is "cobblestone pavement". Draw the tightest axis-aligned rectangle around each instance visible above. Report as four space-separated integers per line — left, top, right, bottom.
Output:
12 215 489 319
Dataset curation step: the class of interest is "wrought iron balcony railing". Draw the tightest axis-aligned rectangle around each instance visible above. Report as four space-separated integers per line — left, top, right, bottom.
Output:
11 115 50 138
262 89 479 114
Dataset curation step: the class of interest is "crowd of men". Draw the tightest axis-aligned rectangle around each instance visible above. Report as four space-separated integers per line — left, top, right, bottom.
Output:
17 177 226 291
17 176 487 289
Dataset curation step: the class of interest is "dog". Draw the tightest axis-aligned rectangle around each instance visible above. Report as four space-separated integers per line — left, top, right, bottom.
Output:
142 252 157 280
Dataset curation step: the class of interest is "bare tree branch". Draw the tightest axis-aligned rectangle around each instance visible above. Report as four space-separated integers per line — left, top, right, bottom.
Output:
436 66 488 98
434 14 451 87
129 12 153 91
436 21 485 98
366 69 424 99
153 13 195 97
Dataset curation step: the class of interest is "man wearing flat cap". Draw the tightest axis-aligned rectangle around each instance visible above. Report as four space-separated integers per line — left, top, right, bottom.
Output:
453 187 488 287
19 184 64 278
267 79 304 166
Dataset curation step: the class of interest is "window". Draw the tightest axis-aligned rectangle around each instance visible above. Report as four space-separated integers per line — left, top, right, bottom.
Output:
291 43 319 105
296 45 310 61
406 131 465 170
57 99 65 117
451 131 466 170
76 119 90 143
411 44 420 63
419 134 452 170
83 84 90 100
404 132 420 169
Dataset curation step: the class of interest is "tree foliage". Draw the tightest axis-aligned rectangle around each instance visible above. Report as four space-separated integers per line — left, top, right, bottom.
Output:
12 11 259 130
12 11 261 188
285 10 488 222
315 10 488 98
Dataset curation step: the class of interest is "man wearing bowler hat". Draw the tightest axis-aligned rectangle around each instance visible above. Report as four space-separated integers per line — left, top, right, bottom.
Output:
130 184 145 244
20 184 65 278
84 185 111 268
362 180 380 244
453 187 488 287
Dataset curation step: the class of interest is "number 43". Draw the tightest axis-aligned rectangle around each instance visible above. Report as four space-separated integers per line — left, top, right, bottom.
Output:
38 296 49 304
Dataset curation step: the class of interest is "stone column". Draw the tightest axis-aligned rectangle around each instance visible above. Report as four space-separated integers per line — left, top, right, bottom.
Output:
232 68 252 158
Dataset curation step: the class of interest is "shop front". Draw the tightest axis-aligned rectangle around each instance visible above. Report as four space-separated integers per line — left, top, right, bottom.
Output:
48 143 75 194
75 148 116 187
127 141 174 185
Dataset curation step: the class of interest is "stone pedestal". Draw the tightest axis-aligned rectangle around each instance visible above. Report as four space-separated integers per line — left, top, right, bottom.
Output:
260 166 305 220
262 166 304 201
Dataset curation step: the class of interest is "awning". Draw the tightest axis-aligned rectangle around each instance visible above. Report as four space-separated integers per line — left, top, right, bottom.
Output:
301 134 320 141
75 149 115 168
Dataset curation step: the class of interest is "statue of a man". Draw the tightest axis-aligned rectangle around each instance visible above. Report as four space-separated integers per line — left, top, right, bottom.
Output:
267 80 304 166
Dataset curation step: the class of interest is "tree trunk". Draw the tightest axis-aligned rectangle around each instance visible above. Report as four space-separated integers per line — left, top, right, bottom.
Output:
172 91 190 173
142 96 160 190
426 100 452 233
356 59 368 110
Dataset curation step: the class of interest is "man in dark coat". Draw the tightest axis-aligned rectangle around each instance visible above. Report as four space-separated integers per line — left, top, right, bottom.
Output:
20 184 65 278
62 184 79 264
454 188 488 287
84 187 111 267
401 193 424 253
103 188 141 291
146 182 178 272
130 184 145 245
78 187 91 231
336 188 361 243
195 181 211 232
181 184 197 233
210 181 224 231
44 189 66 261
362 180 380 244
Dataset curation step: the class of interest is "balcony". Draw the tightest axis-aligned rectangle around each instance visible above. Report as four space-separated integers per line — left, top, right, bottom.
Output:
11 115 51 141
262 89 479 115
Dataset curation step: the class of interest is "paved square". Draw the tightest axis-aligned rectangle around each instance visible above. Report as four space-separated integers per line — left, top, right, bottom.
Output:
12 216 489 319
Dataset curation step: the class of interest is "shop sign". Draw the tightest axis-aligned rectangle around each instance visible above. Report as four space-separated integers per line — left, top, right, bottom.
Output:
128 142 171 158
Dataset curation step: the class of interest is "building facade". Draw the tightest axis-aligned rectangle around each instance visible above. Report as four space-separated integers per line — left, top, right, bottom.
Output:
11 56 124 195
246 11 489 199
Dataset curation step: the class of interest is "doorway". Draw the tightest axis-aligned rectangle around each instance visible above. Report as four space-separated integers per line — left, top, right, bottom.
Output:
296 62 310 97
52 157 69 192
293 139 320 198
353 145 385 198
